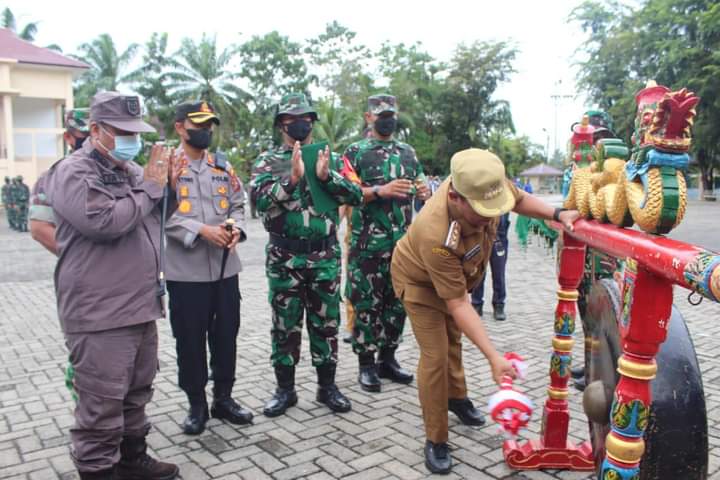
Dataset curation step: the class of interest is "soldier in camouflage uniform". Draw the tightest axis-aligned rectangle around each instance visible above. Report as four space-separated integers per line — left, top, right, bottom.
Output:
29 109 91 254
2 176 11 229
341 94 430 392
13 176 30 232
251 93 363 417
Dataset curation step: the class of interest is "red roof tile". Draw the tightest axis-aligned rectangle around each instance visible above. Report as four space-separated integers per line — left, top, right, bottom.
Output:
0 28 88 69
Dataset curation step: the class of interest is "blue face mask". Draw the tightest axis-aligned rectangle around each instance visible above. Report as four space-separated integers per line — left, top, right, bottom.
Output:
100 125 141 162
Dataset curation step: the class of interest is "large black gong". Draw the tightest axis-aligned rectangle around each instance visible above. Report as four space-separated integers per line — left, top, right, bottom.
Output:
583 278 708 479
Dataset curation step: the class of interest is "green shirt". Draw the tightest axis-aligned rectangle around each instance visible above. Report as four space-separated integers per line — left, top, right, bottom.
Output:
341 138 425 253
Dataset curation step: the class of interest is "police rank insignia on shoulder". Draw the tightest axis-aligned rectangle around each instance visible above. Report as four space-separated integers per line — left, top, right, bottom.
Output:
443 220 462 252
432 247 451 257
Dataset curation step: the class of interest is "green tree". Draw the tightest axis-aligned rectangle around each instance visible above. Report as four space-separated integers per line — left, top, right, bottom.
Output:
127 33 176 137
435 40 518 168
313 99 361 153
305 21 374 114
2 7 61 50
73 34 138 107
572 0 720 195
2 7 37 41
165 34 248 149
234 31 311 173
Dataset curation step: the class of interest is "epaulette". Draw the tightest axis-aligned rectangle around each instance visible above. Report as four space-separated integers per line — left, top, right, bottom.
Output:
443 220 462 252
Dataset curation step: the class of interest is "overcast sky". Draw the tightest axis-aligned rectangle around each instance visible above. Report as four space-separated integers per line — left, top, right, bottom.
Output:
7 0 594 156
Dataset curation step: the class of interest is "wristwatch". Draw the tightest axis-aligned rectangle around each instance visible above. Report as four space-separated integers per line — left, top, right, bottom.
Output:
372 185 381 200
553 207 567 222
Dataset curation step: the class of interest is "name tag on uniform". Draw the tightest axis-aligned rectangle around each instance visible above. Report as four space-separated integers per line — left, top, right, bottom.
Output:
463 244 482 262
212 175 229 182
102 173 128 184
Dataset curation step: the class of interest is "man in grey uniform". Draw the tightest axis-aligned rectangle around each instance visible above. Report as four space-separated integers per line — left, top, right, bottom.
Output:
45 92 179 480
165 101 252 435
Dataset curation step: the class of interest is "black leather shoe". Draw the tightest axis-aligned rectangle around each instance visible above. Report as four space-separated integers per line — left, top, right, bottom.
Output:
317 384 352 412
211 397 253 425
358 353 381 392
493 304 506 321
115 436 179 480
342 331 353 344
377 347 413 384
263 365 298 417
316 364 352 412
574 376 587 391
424 440 452 474
263 387 297 417
472 304 483 317
571 365 584 379
448 398 486 426
182 404 209 435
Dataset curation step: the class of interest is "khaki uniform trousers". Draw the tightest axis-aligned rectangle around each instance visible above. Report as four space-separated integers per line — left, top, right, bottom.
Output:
404 300 467 443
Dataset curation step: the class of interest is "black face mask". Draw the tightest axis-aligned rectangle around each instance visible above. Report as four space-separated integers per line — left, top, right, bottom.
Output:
284 120 313 142
374 116 397 136
186 128 213 150
73 135 88 151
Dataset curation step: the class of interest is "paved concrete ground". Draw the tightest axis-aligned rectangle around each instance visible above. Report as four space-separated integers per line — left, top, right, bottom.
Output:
0 200 718 480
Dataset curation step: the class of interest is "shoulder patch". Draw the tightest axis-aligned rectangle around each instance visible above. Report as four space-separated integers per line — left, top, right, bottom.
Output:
432 247 451 257
443 220 462 251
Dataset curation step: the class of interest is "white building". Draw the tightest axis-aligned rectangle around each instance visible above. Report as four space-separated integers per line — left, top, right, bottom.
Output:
0 28 88 186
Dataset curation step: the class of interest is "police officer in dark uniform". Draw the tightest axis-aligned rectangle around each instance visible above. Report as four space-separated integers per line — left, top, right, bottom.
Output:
165 101 252 434
471 212 510 320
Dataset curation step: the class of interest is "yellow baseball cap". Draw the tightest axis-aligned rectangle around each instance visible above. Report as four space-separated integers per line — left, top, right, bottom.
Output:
450 148 515 217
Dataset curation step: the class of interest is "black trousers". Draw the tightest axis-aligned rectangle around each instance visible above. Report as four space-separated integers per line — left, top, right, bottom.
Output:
471 236 509 308
167 275 240 405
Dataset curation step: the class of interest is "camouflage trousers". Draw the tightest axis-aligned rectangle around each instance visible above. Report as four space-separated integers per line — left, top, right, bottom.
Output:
267 254 341 368
16 204 28 230
347 248 406 355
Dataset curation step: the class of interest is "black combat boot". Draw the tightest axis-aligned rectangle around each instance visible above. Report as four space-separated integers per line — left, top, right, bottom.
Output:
358 352 381 392
212 385 253 425
316 363 352 413
377 346 414 384
78 469 114 480
114 436 179 480
448 397 486 426
424 440 452 474
571 365 584 379
493 304 506 321
263 365 298 417
182 393 209 435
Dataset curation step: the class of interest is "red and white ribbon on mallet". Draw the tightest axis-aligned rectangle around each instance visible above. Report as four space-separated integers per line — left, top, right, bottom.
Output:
487 352 533 438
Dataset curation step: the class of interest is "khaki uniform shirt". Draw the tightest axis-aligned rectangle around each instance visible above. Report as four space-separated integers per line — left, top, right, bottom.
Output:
391 179 523 312
45 140 176 334
165 152 246 282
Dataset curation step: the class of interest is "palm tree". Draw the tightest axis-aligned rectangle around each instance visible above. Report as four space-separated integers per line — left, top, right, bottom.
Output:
1 7 37 41
73 34 138 106
165 34 249 146
314 99 362 153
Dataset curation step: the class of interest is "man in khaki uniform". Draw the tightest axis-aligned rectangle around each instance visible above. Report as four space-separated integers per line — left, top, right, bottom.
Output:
391 148 579 474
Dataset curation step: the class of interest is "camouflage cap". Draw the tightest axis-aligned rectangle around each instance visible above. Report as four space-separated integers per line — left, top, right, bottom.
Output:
275 93 318 122
65 108 90 133
368 94 397 115
90 91 156 134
